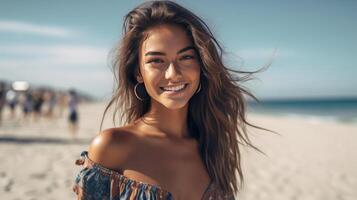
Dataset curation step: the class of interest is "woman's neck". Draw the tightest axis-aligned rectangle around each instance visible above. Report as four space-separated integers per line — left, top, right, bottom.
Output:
138 100 190 139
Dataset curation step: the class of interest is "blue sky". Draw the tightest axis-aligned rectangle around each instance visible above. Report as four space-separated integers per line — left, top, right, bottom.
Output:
0 0 356 99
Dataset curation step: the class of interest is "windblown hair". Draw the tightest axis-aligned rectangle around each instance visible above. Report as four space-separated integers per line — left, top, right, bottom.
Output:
102 0 266 198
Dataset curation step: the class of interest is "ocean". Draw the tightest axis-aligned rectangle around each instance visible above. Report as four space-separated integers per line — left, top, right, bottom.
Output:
248 97 357 124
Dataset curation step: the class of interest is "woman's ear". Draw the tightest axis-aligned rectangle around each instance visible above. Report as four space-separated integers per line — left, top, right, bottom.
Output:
136 69 143 83
136 75 143 83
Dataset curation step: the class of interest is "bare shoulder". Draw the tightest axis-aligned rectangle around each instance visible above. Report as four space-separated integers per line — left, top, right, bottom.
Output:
88 126 138 171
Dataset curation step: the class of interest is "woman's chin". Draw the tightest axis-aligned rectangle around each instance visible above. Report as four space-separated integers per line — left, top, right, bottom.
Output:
161 99 189 110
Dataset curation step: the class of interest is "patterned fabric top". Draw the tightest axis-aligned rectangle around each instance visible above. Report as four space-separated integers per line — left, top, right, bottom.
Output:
73 151 234 200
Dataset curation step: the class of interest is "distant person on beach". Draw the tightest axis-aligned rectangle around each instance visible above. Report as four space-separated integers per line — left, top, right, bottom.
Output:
44 90 57 118
32 90 44 121
73 1 263 199
0 82 6 125
6 89 17 119
22 91 33 121
68 89 79 136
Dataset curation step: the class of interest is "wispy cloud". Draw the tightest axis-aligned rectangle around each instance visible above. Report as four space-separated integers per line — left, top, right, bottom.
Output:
0 20 76 37
0 45 109 68
235 48 295 60
0 44 112 97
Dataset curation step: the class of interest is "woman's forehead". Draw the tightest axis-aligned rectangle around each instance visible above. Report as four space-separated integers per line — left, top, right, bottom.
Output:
141 24 193 53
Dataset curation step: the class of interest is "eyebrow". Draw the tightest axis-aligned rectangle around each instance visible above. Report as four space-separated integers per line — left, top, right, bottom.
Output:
144 46 196 56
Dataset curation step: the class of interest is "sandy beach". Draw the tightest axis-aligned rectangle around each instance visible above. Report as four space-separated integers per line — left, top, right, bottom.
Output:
0 102 356 200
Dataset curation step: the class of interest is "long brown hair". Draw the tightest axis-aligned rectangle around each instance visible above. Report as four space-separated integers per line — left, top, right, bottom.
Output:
102 0 267 197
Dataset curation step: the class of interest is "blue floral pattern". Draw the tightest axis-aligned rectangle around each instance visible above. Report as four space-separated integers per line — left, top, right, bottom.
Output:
73 151 234 200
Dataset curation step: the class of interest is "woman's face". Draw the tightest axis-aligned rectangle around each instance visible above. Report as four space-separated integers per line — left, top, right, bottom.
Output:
137 24 201 110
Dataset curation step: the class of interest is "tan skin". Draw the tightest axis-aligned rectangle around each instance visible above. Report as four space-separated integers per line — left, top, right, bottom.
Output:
89 24 210 200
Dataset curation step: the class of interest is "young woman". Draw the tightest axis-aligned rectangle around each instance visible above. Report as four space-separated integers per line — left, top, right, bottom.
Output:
73 1 261 199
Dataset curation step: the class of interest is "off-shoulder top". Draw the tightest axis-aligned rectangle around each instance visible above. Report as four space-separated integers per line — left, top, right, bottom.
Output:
73 151 234 200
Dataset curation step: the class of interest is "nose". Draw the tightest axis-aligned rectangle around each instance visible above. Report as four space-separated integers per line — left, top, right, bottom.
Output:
165 61 182 80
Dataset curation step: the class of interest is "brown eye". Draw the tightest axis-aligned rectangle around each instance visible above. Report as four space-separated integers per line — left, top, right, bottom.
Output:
146 58 164 64
180 55 195 61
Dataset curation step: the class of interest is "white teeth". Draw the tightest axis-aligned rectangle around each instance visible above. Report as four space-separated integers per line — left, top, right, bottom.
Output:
162 84 186 91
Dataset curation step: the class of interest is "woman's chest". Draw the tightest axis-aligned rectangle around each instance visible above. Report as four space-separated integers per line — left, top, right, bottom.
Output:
122 141 211 199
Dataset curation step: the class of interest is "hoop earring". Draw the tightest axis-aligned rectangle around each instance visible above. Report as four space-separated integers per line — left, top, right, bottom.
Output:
195 82 201 94
134 82 144 101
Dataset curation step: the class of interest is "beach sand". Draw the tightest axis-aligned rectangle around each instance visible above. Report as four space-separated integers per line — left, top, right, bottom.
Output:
0 102 356 200
239 114 357 200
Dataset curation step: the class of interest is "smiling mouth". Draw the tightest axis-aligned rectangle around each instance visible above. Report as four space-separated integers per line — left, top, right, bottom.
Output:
160 83 188 92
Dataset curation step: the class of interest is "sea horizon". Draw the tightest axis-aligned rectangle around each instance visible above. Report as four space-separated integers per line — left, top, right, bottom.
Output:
248 96 357 124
